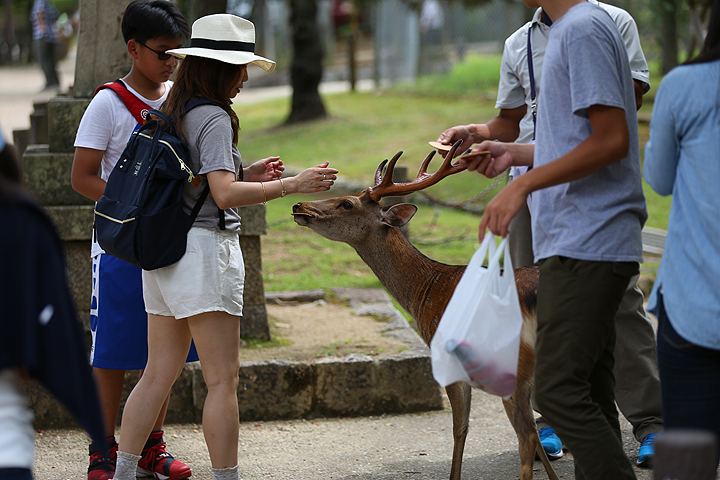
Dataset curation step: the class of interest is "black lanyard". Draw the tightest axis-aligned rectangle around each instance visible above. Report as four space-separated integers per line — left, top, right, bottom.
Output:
527 12 552 142
527 24 537 141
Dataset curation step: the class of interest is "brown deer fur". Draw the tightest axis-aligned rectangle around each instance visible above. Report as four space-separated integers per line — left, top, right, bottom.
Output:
292 185 559 480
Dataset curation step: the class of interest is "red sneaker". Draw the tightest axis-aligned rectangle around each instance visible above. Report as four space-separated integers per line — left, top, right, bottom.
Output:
88 437 118 480
136 430 192 480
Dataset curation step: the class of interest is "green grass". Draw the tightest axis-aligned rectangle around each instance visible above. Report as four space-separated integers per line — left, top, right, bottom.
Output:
391 53 504 99
236 53 672 303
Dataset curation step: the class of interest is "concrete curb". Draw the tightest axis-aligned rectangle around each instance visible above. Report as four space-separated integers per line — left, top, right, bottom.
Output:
25 288 443 429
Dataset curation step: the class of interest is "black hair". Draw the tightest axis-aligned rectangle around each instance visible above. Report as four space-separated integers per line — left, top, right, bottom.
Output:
121 0 190 45
685 0 720 65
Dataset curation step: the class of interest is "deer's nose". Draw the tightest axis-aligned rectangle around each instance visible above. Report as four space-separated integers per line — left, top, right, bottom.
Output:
292 203 302 213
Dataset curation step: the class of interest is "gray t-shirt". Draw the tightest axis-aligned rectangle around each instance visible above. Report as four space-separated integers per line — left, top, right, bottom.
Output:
181 104 242 232
531 2 647 263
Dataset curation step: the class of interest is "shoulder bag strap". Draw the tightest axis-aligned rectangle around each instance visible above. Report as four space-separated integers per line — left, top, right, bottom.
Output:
94 79 152 126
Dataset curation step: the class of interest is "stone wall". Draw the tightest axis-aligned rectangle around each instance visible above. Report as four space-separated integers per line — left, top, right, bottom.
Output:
23 290 444 428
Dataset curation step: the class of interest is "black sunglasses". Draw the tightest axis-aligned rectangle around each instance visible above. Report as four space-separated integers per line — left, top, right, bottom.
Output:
138 41 182 61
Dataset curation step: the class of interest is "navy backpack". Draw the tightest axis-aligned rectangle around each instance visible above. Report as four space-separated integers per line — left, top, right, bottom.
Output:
94 99 223 270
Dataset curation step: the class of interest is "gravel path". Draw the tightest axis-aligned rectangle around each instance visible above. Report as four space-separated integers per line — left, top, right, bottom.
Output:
34 390 654 480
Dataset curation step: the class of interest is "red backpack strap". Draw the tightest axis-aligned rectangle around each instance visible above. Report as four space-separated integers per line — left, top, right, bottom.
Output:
94 79 153 125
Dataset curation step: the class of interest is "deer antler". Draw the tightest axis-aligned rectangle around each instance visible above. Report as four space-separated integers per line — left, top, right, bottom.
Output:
369 139 467 201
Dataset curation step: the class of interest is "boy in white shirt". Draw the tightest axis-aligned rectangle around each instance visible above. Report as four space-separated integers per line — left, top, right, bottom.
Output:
71 2 195 479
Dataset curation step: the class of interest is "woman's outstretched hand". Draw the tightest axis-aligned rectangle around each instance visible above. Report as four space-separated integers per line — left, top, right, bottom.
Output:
244 156 285 182
291 162 338 194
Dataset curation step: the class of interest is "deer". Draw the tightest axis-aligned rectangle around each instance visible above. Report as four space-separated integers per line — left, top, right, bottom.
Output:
291 141 560 480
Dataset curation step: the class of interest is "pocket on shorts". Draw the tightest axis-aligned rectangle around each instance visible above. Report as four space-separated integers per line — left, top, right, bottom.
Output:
184 230 201 254
219 234 244 293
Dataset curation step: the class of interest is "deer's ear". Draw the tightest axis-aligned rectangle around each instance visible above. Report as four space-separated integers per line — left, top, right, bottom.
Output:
381 203 418 227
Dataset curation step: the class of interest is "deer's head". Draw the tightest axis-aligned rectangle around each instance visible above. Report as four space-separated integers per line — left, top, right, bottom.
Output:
292 141 466 247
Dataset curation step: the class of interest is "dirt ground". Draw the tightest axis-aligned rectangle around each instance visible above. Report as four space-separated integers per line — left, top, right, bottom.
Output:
240 299 414 363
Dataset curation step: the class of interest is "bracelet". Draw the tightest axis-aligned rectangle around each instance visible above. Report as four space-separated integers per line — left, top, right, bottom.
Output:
278 177 286 197
260 181 267 204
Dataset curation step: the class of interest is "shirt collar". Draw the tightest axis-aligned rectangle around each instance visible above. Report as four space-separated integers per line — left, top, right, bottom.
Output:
531 7 545 27
531 8 553 28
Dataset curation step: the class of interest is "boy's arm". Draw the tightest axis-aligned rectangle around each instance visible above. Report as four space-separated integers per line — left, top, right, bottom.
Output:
71 147 106 202
475 106 527 143
437 106 527 155
478 104 629 239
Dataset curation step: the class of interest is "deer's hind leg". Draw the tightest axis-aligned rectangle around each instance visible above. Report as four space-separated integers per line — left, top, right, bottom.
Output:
501 380 560 480
445 381 471 480
502 379 540 480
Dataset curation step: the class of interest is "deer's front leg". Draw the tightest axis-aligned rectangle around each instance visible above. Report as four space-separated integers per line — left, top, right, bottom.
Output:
445 381 471 480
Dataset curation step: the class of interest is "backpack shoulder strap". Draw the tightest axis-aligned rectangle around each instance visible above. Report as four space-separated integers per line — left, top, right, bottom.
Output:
184 97 216 113
182 98 229 230
95 79 152 126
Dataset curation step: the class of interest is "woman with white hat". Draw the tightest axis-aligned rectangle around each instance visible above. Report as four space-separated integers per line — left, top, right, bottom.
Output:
111 14 338 480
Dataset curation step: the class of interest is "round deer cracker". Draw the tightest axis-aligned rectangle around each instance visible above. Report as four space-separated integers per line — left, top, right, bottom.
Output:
428 141 452 152
458 150 491 161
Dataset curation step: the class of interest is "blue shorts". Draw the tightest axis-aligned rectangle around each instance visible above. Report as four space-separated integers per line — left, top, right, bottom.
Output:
0 469 32 480
90 253 199 369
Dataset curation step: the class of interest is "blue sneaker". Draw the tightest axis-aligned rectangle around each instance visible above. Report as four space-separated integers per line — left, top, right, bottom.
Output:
637 433 659 468
538 427 564 460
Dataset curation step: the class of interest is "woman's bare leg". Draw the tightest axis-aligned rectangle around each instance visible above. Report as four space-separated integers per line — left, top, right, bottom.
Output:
117 314 193 456
188 311 241 469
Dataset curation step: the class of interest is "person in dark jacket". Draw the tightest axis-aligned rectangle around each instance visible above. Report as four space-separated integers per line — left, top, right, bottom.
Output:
0 125 106 480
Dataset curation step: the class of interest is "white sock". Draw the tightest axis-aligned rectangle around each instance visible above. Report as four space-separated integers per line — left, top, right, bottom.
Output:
212 464 240 480
112 451 141 480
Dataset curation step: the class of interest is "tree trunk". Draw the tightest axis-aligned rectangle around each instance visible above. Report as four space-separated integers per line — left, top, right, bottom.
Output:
659 0 679 74
3 0 15 63
285 0 327 124
180 0 228 26
686 0 712 60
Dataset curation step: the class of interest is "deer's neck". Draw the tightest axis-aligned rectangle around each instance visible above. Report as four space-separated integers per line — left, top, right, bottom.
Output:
353 227 465 343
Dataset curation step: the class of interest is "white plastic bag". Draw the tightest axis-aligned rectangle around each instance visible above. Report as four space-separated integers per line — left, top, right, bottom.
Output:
430 234 523 399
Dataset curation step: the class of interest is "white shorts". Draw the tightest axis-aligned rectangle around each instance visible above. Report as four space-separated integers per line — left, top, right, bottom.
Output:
143 227 245 319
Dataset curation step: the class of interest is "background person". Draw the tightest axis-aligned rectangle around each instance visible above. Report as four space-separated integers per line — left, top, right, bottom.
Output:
436 0 662 467
111 14 338 480
30 0 60 92
1 125 107 480
643 0 720 464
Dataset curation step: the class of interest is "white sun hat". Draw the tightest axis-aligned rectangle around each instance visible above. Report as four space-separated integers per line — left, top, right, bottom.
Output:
166 14 276 72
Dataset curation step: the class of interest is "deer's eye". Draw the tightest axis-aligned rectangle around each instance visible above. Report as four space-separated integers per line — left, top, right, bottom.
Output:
340 200 353 210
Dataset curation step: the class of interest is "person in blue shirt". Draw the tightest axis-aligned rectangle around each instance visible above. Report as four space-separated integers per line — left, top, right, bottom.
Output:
643 0 720 464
